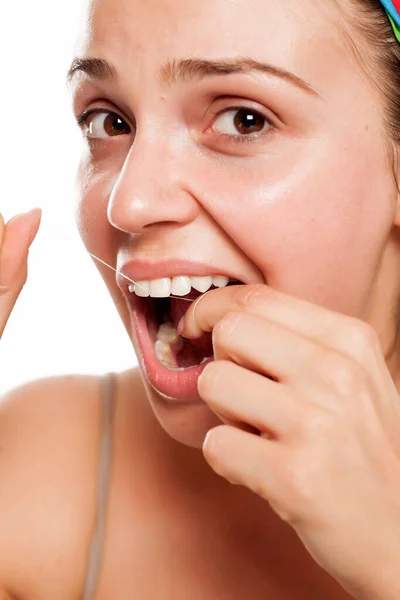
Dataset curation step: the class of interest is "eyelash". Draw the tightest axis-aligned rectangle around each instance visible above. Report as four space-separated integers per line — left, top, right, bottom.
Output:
76 108 107 127
75 106 273 145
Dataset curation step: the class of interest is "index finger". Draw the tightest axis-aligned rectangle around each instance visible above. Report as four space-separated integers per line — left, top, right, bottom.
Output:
178 284 382 367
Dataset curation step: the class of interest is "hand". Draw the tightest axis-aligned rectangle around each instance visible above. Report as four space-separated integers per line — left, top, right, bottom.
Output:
0 209 42 338
178 284 400 599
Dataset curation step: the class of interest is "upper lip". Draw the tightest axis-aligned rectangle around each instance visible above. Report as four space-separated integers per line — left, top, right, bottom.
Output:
117 259 259 293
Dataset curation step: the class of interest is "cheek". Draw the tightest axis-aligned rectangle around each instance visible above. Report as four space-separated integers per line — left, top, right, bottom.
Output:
200 142 395 317
74 158 128 323
75 156 117 255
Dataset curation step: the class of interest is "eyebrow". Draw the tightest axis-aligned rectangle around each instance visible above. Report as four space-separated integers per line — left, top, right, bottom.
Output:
67 56 320 97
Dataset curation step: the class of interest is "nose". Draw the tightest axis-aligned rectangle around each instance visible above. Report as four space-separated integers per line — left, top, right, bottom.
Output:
107 134 200 234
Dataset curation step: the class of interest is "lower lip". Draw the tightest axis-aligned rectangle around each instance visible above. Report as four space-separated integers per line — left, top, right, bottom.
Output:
128 295 213 400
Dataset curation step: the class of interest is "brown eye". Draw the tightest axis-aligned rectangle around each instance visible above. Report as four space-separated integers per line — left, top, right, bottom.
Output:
102 113 131 137
213 108 269 137
234 109 265 134
83 111 131 139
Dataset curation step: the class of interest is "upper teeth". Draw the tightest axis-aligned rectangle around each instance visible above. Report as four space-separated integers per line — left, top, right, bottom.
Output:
128 275 231 298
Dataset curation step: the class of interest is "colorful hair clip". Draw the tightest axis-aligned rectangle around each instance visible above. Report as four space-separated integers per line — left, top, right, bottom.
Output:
379 0 400 42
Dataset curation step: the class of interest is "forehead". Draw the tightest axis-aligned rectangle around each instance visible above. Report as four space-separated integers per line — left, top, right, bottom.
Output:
74 0 346 86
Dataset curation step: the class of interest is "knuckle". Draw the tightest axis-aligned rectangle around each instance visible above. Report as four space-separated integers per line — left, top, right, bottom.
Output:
235 283 269 311
320 350 364 396
344 318 380 361
213 311 241 345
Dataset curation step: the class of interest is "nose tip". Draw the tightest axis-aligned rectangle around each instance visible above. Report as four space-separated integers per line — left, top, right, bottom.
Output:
107 144 200 234
108 185 198 233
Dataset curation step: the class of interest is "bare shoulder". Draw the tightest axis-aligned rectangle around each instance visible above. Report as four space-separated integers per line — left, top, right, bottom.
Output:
0 373 110 600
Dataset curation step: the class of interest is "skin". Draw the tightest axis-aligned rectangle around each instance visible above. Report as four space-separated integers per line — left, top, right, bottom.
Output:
72 0 400 447
0 0 400 597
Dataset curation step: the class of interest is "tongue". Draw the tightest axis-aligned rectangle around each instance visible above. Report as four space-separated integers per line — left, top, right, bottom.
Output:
170 295 213 352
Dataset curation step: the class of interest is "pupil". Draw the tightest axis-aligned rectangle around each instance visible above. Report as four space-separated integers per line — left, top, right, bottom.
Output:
234 110 265 135
104 114 130 136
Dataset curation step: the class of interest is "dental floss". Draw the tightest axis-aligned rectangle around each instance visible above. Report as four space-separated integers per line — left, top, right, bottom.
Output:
42 220 195 303
88 252 194 303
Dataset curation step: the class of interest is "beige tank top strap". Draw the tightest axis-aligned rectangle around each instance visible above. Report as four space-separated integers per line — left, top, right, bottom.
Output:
82 372 116 600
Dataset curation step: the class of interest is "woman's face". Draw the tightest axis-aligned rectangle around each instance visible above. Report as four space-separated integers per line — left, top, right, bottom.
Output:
69 0 399 448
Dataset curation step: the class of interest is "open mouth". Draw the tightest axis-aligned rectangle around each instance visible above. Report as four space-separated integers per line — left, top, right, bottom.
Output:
124 272 245 399
144 283 241 370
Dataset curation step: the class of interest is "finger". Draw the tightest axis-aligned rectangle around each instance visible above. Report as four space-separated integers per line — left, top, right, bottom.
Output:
179 283 380 369
0 209 42 338
203 425 284 505
198 360 303 436
211 311 322 383
0 213 5 249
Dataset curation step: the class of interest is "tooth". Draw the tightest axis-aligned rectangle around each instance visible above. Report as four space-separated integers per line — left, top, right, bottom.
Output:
149 278 171 298
134 281 150 297
132 274 233 297
190 276 213 293
200 356 213 365
212 275 230 288
155 340 178 368
171 276 191 296
128 284 135 293
157 322 180 345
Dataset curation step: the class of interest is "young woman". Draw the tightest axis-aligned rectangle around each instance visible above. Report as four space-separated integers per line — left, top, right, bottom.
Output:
1 0 400 598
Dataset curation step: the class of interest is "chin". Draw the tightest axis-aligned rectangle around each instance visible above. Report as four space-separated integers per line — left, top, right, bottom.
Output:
146 385 223 449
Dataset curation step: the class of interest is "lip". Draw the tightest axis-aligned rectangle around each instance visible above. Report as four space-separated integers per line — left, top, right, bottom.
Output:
117 258 256 294
119 257 262 400
127 292 213 400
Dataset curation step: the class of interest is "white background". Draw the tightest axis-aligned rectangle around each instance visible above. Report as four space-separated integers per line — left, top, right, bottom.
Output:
0 0 135 394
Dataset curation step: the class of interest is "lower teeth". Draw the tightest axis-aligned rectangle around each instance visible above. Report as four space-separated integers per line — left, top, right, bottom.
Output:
154 321 212 370
154 322 182 369
155 340 179 369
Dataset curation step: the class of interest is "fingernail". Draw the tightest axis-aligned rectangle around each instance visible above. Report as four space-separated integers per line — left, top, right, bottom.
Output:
7 207 42 226
177 316 185 336
24 207 42 222
27 207 42 219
